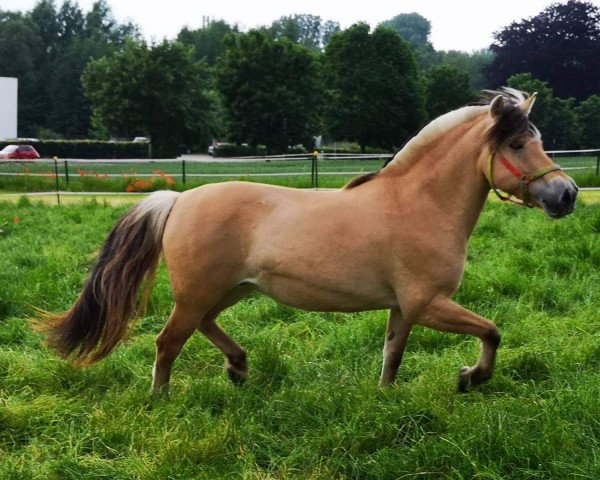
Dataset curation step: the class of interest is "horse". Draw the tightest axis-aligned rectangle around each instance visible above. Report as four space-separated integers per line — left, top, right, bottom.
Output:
40 89 578 394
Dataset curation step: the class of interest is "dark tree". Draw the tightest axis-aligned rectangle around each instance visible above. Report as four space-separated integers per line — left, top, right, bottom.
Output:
217 30 322 153
0 11 45 136
323 23 427 152
487 0 600 100
7 0 140 138
177 20 236 66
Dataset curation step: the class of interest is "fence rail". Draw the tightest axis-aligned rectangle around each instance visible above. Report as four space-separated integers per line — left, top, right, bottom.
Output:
0 149 598 196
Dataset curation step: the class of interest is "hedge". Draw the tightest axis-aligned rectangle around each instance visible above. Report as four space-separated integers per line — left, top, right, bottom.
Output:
0 140 151 159
212 144 309 157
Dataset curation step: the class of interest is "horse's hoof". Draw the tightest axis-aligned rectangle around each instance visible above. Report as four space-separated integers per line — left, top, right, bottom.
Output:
457 366 471 393
227 367 247 386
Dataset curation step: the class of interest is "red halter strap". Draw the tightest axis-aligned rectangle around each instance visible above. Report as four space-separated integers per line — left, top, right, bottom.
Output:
498 157 523 179
487 152 562 207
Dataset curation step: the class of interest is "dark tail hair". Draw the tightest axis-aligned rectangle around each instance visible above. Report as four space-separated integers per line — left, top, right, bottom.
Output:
39 190 180 365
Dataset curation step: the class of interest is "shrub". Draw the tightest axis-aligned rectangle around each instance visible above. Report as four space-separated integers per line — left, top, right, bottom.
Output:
0 140 151 159
212 144 267 157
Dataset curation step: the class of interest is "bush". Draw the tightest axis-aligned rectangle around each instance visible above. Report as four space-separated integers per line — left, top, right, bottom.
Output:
212 143 310 158
319 143 392 154
0 140 151 159
212 144 267 157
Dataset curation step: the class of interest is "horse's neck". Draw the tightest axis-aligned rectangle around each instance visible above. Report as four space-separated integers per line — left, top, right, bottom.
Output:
382 115 490 238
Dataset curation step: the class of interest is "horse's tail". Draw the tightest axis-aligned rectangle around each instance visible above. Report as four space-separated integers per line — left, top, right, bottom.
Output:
40 190 180 365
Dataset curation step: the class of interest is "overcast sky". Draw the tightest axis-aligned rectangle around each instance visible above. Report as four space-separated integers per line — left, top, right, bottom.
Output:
3 0 597 51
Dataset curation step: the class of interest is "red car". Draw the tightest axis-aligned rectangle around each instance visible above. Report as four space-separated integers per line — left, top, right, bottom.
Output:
0 144 41 160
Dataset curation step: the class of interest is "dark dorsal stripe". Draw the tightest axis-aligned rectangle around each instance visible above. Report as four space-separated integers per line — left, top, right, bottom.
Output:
344 171 379 189
344 155 396 189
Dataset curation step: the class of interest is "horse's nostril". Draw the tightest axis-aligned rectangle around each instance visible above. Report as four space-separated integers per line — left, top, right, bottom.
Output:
561 188 572 205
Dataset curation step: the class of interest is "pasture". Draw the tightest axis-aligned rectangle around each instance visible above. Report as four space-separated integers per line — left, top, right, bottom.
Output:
0 196 599 479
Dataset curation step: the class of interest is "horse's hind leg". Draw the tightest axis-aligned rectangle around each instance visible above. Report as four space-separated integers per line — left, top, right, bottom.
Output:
417 297 501 392
380 308 413 386
198 285 253 386
152 302 204 394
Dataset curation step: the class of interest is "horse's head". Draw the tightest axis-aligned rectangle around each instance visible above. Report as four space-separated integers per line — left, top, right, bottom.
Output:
482 90 578 218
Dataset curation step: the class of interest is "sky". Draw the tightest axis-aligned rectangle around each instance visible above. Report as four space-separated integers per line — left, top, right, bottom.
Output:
3 0 598 51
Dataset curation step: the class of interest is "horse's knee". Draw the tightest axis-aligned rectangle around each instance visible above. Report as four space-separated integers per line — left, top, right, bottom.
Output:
485 328 501 348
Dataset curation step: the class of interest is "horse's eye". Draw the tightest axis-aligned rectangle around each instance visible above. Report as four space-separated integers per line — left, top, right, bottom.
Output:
510 142 524 150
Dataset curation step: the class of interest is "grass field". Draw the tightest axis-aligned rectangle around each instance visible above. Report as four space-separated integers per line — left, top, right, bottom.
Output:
0 194 599 479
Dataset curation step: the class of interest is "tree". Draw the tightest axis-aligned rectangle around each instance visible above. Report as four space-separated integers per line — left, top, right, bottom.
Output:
431 49 493 91
323 23 427 152
14 0 139 138
268 14 340 51
56 0 84 45
507 73 580 150
425 65 476 119
177 20 236 66
217 30 322 153
83 40 218 156
0 11 45 136
84 0 137 45
29 0 60 51
380 13 435 68
487 0 600 100
576 95 600 148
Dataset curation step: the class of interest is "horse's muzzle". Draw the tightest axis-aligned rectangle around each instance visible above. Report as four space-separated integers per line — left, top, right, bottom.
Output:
533 177 578 218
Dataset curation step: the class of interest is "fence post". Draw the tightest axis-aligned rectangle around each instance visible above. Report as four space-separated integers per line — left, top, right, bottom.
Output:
182 159 186 185
64 159 70 185
312 149 319 189
53 156 60 206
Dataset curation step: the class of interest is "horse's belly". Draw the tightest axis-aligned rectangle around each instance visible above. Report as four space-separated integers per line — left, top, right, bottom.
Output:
248 273 396 312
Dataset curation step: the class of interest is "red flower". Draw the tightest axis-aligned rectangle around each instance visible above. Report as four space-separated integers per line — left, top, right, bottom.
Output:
126 185 134 192
13 216 19 224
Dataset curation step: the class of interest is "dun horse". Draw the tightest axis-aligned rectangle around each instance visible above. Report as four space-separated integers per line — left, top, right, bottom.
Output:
42 89 578 393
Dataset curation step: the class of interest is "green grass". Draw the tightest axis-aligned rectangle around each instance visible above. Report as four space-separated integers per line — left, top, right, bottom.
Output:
0 195 599 478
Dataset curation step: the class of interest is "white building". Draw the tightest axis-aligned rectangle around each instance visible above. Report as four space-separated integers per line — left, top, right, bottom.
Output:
0 77 18 140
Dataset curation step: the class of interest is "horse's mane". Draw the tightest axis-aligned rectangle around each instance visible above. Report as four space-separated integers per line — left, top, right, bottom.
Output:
483 88 541 150
344 88 539 190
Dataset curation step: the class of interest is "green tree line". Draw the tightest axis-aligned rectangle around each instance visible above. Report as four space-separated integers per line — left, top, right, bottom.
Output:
1 1 600 156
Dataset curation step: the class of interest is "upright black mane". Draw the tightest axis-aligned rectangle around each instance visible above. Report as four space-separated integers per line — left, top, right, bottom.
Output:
483 89 540 150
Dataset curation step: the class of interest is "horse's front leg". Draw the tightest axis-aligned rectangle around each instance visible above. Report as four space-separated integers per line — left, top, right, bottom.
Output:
379 307 413 386
417 297 501 392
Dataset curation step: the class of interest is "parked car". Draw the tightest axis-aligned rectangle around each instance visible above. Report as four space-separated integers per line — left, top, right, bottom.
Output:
0 144 40 160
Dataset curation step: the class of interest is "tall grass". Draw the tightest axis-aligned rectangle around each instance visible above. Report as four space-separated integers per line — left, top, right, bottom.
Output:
0 196 599 478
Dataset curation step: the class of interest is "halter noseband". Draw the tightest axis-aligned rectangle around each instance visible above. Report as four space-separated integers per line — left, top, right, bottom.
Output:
487 152 561 208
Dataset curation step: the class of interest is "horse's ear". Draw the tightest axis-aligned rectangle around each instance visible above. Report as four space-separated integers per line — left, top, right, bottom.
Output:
489 95 504 118
519 92 537 117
